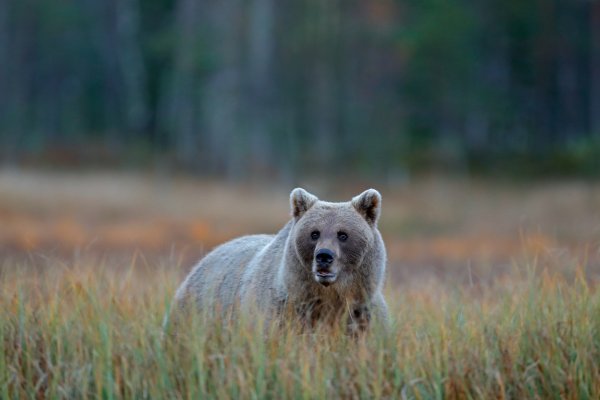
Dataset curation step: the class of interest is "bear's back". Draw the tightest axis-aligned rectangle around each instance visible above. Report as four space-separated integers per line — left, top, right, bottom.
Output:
174 234 274 313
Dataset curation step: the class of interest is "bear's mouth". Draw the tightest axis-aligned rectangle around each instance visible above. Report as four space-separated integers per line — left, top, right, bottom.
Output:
314 271 337 286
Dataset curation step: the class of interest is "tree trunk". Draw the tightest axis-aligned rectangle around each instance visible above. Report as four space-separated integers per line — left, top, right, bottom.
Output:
591 1 600 137
166 0 202 166
4 1 31 161
202 0 243 178
115 0 148 134
245 0 275 177
0 0 8 161
312 0 337 170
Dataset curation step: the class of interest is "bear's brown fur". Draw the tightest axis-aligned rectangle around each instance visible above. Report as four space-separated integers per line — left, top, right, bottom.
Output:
169 188 388 334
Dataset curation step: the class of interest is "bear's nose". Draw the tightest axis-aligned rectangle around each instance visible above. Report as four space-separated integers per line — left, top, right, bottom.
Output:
315 248 335 266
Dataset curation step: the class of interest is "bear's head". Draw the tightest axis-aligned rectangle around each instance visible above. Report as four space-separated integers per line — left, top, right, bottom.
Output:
289 188 383 289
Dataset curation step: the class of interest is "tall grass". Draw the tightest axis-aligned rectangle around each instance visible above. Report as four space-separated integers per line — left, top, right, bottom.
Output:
1 258 600 399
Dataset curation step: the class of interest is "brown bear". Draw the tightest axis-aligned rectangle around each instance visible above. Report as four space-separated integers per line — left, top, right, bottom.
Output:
169 188 388 334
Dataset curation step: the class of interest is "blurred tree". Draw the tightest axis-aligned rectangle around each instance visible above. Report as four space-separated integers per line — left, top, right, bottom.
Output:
591 1 600 137
0 0 598 177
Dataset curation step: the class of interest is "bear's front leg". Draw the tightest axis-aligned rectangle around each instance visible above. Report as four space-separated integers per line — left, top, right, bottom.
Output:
347 304 371 336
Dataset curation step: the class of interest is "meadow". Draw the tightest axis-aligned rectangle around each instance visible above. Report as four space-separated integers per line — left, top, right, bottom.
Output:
1 170 600 399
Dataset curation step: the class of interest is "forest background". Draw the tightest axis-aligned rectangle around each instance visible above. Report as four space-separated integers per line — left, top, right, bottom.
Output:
2 0 600 179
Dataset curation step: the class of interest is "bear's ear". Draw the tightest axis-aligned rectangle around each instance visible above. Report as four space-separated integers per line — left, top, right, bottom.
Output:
290 188 318 219
351 189 382 226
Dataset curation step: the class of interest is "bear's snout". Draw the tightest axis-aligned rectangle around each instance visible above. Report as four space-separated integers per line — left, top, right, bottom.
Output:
315 248 335 268
314 248 337 287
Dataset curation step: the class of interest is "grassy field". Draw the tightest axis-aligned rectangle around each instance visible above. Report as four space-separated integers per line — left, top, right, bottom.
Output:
2 258 600 398
1 170 600 398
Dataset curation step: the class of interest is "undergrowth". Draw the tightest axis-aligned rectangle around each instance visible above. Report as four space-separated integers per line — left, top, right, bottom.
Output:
1 259 599 399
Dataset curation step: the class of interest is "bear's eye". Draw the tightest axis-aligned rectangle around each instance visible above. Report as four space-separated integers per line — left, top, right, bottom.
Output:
338 232 348 242
310 231 320 240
